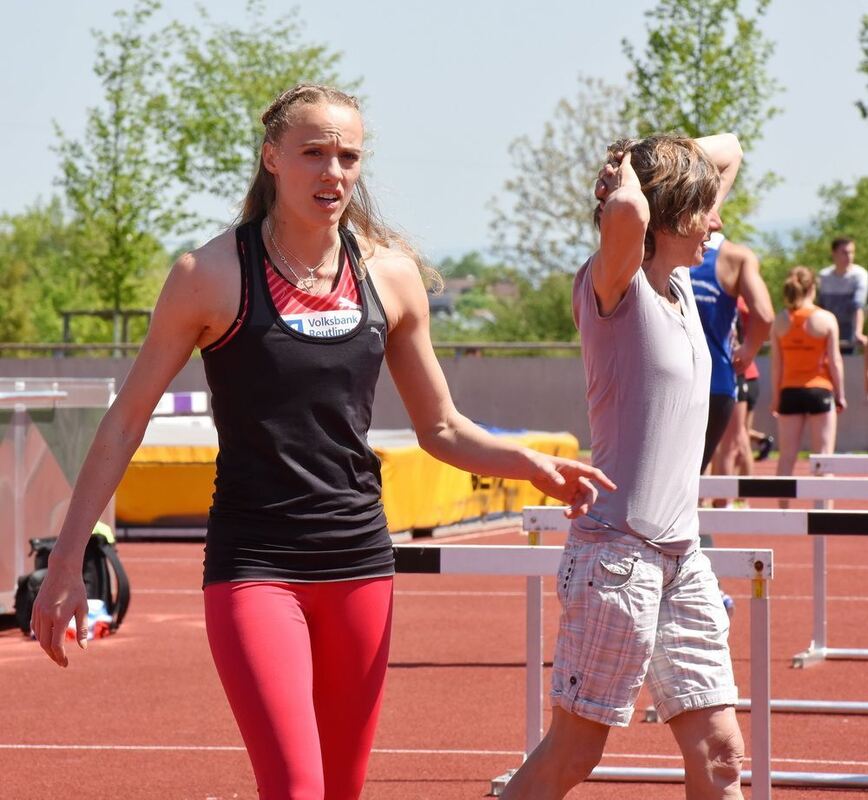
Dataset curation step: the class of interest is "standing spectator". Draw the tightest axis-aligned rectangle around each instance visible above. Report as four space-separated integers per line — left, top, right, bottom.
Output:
692 236 774 475
772 267 846 498
712 296 774 488
691 235 773 532
817 237 867 354
734 298 774 465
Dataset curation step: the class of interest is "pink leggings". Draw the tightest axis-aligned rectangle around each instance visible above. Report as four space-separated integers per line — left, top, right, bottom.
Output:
204 577 394 800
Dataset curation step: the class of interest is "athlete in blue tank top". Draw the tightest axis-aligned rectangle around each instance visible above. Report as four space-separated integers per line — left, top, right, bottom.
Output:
691 233 738 475
691 233 738 398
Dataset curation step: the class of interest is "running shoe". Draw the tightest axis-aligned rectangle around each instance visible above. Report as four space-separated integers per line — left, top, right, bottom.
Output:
755 435 774 462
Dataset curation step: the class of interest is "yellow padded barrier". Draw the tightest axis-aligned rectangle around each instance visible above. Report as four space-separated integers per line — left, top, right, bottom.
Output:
378 431 578 532
116 431 579 532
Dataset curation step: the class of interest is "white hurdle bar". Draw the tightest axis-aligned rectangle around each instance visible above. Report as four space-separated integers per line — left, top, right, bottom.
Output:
811 453 868 476
519 508 868 792
802 454 868 666
699 475 868 502
392 542 777 799
700 506 868 668
639 504 868 718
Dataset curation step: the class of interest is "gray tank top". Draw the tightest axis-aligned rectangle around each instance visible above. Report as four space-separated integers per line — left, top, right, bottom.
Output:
572 259 711 555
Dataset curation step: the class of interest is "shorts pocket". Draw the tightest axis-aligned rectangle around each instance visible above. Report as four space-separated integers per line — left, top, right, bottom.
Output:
594 550 639 590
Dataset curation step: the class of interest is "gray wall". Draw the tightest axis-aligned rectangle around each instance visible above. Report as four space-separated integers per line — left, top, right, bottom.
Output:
2 354 866 451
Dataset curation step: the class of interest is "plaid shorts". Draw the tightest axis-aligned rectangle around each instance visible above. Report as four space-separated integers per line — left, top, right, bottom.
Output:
550 535 737 726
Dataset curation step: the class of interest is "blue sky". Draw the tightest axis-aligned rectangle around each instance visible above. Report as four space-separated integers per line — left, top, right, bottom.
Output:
2 0 867 261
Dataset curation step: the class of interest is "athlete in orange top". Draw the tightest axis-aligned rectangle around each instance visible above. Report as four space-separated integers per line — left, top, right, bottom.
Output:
771 266 845 492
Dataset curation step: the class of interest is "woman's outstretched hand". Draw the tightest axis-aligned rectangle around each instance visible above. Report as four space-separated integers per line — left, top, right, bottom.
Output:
30 560 89 668
527 454 616 519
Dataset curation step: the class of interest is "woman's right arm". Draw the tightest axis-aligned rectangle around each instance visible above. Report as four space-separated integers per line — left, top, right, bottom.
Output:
592 151 650 315
31 250 219 667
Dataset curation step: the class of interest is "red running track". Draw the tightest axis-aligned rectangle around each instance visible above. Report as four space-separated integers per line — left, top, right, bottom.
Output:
1 459 867 799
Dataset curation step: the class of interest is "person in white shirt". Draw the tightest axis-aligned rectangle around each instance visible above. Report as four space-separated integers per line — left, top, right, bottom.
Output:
817 237 868 354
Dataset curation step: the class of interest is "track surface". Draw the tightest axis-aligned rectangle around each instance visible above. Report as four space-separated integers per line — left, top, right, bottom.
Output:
2 459 867 799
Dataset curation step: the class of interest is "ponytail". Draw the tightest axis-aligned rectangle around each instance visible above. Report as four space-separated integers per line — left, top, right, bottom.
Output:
783 266 815 310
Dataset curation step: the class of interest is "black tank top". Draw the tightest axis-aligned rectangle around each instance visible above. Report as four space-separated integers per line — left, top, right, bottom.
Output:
200 218 394 584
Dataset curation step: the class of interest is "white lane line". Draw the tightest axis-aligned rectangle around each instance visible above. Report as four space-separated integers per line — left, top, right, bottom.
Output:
374 748 522 756
0 744 244 752
3 744 867 768
776 564 868 571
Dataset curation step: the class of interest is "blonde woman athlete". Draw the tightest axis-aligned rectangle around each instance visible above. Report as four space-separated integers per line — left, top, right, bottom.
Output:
30 85 613 800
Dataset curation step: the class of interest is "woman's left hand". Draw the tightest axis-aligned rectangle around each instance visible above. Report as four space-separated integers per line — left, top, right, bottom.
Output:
527 454 616 519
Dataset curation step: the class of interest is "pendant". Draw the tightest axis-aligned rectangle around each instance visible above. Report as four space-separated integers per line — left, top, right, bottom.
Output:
300 277 317 292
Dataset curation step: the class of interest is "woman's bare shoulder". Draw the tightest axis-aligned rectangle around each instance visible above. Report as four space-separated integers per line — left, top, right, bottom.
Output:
810 307 838 333
158 228 243 343
175 228 239 279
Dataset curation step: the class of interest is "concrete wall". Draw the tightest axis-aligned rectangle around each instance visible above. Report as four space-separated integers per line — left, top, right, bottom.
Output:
2 354 866 451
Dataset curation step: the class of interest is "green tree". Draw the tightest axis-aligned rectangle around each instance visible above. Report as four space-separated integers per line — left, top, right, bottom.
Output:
0 199 168 346
429 251 577 343
0 199 99 344
162 0 355 210
54 0 180 314
759 178 868 307
438 251 496 279
482 272 578 343
430 252 514 341
623 0 781 240
489 75 627 277
857 15 868 118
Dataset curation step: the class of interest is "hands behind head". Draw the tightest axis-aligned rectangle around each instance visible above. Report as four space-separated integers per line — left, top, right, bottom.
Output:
594 151 640 214
528 455 616 520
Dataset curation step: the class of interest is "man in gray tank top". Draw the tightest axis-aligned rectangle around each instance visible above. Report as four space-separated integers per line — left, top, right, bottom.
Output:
502 134 746 800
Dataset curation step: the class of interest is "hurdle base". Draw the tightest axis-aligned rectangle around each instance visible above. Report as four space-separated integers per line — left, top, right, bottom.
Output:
793 646 868 668
489 769 517 796
645 697 868 722
495 764 868 790
586 766 868 788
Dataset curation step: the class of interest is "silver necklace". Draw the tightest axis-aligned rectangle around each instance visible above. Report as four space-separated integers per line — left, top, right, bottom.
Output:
265 216 337 293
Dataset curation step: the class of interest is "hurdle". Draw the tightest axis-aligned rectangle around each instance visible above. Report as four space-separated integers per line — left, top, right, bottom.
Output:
699 474 868 503
798 454 868 667
701 507 868 717
518 508 868 791
811 454 868 476
700 504 868 668
701 473 868 667
392 542 777 799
